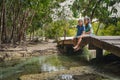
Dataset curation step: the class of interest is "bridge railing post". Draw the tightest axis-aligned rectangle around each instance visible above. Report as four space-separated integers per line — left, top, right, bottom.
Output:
96 47 103 59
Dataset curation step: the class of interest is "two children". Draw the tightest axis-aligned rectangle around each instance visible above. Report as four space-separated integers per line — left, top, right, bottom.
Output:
73 17 93 51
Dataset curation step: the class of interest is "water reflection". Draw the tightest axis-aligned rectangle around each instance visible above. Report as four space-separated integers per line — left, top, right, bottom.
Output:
0 55 81 80
58 74 73 80
0 54 114 80
41 63 65 72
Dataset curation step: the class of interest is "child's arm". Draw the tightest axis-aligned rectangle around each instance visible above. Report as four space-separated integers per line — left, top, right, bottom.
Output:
85 24 93 34
85 30 91 34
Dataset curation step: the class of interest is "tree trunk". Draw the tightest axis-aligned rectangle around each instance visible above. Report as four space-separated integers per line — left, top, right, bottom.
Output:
0 3 2 44
95 22 101 35
90 0 102 21
1 0 7 43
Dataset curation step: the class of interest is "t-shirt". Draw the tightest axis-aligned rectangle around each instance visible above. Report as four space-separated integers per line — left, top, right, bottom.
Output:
76 25 85 36
85 23 93 34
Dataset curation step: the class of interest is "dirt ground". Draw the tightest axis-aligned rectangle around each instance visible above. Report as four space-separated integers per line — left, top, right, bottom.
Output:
0 41 58 62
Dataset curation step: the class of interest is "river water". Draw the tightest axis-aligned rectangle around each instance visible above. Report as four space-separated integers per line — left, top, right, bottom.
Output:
0 52 120 80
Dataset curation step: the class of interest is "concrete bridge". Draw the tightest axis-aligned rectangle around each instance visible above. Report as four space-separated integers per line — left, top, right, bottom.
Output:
57 36 120 58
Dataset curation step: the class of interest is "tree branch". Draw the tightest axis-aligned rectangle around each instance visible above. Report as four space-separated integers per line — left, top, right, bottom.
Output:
90 0 102 21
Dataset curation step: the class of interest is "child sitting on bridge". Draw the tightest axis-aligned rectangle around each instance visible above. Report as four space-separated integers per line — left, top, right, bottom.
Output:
73 17 93 51
73 19 85 49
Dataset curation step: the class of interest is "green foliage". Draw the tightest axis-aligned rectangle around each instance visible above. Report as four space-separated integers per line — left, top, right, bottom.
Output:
2 0 120 42
67 28 76 37
26 0 66 38
44 20 76 39
0 0 67 42
44 20 68 39
72 0 120 24
92 21 120 36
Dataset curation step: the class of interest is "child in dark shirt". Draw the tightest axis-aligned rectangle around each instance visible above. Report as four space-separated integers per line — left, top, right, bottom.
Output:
73 19 85 48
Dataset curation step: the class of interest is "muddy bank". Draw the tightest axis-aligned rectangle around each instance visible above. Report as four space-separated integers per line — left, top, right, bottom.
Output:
0 42 58 62
20 66 108 80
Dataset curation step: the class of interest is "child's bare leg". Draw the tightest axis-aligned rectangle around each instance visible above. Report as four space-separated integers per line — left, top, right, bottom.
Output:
73 38 77 46
73 37 82 49
76 37 82 47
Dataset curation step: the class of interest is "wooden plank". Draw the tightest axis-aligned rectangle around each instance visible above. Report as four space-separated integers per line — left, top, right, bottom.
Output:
58 36 90 46
58 40 73 45
60 37 74 40
103 41 120 45
89 44 97 49
115 45 120 47
58 36 120 57
101 39 120 42
93 36 120 40
90 36 120 57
